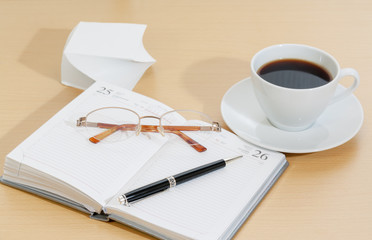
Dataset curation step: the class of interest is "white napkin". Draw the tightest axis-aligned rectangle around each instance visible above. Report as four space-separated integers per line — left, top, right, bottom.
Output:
61 22 155 90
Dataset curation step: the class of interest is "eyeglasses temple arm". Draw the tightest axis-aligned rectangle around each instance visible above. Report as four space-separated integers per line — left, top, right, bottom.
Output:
87 125 208 152
88 125 122 143
169 130 207 152
88 124 138 143
139 126 207 152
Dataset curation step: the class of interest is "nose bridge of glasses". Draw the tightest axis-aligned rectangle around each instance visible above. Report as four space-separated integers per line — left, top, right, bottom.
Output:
138 115 165 136
140 115 161 121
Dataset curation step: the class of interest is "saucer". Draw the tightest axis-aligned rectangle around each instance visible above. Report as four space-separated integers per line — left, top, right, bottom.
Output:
221 78 364 153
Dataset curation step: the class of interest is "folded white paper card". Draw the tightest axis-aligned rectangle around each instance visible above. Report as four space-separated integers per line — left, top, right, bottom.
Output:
61 22 155 90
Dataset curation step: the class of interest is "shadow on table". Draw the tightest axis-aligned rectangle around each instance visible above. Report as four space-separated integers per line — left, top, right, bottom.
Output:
181 57 250 129
18 28 71 82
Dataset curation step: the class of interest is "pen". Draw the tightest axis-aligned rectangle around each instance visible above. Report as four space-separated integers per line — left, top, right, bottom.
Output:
118 155 243 206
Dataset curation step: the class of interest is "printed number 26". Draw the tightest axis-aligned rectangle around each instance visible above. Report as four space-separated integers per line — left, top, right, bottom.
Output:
252 150 268 160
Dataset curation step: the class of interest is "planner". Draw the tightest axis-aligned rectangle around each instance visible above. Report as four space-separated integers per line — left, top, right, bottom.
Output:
1 81 288 240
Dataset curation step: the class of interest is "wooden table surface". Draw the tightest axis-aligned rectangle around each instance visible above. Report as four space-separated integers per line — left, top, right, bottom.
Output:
1 1 371 239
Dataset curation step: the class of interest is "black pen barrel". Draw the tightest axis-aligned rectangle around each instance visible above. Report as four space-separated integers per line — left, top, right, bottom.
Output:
125 178 169 203
121 159 229 205
174 159 226 185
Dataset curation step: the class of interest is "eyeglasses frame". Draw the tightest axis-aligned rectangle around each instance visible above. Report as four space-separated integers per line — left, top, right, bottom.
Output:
76 107 221 152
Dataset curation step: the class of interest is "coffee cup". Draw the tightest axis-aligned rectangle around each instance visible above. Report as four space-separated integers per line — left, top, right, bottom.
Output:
250 44 360 131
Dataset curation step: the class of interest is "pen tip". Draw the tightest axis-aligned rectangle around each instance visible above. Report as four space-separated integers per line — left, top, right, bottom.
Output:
224 155 243 163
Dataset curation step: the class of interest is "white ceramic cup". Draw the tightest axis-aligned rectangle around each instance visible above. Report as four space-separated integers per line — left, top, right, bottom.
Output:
250 44 360 131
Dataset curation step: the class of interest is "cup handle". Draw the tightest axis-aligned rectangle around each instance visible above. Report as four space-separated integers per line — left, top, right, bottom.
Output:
329 68 360 105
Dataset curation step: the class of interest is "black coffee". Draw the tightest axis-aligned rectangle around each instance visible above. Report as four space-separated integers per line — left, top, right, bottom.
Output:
258 59 332 89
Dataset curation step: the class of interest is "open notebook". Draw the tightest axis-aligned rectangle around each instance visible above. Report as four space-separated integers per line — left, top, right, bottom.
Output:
1 81 288 240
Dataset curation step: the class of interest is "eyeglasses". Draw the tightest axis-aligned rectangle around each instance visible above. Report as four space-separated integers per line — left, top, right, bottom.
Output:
76 107 221 152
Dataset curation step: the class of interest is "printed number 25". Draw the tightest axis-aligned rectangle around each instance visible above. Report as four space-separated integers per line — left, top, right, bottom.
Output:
97 87 113 95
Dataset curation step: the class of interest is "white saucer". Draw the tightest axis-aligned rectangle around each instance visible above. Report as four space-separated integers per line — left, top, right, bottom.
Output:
221 78 364 153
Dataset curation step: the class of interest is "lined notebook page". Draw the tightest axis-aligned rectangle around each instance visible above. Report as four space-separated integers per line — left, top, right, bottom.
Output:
106 129 286 239
11 82 181 207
